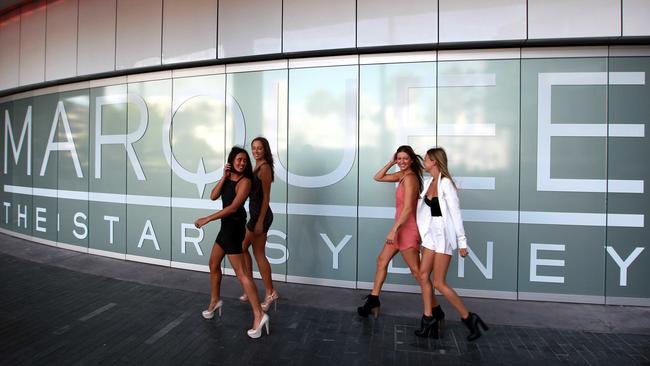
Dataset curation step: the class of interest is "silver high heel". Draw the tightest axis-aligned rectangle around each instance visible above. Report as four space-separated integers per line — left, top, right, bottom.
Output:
239 293 249 303
261 291 279 312
247 313 270 339
201 300 223 319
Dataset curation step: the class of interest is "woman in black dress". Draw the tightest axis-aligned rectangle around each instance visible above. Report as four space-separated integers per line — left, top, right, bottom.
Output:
194 146 269 338
239 137 278 311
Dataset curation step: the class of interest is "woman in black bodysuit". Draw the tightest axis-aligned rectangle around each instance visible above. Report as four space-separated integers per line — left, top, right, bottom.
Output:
194 146 269 339
239 137 278 311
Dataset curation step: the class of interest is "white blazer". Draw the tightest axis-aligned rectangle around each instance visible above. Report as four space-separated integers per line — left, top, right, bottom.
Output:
416 173 468 249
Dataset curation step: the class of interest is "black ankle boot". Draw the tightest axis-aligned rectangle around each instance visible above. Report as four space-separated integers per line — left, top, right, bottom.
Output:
414 314 440 338
357 294 380 318
432 305 445 321
431 305 445 337
462 312 488 341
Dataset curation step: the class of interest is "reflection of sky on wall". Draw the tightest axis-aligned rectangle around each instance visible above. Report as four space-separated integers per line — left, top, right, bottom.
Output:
171 96 225 171
288 66 357 176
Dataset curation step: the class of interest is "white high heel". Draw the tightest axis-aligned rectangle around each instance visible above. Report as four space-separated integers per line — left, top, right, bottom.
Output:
201 300 223 319
261 291 279 312
247 313 269 339
239 293 249 303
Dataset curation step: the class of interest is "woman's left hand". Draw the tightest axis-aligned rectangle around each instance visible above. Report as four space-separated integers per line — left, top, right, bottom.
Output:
194 217 209 229
254 221 264 234
459 248 469 257
385 229 396 245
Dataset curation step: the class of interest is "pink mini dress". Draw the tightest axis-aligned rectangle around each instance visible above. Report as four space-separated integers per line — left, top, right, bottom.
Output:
391 175 420 251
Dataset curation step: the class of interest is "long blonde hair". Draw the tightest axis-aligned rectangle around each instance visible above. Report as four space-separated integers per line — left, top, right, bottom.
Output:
426 147 457 190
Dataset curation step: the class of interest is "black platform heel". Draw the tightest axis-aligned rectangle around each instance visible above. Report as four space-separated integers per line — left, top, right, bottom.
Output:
432 305 445 338
414 315 439 338
462 312 488 341
357 294 380 318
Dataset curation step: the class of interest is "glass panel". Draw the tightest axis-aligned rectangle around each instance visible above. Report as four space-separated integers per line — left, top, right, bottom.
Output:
358 62 435 288
57 89 90 248
89 84 126 256
437 59 520 294
126 80 172 263
32 92 58 242
286 65 358 285
226 69 289 280
519 58 607 300
170 74 226 269
606 56 650 303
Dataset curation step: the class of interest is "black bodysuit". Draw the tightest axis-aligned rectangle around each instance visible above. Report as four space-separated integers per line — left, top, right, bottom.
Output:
246 167 274 233
424 196 443 217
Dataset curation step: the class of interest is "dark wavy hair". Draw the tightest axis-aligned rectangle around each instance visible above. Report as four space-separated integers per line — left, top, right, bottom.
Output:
394 145 424 193
251 136 274 182
227 146 253 180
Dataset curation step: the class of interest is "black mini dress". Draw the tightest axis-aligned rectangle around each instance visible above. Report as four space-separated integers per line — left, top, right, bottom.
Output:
246 168 273 233
216 178 247 254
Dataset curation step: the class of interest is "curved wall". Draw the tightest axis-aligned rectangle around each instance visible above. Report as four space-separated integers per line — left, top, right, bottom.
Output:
1 0 649 306
1 46 649 306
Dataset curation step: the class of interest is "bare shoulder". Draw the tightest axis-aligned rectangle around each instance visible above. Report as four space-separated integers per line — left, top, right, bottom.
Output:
257 163 272 177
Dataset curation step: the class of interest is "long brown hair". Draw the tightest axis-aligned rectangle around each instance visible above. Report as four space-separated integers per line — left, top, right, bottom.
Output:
394 145 424 193
426 147 457 190
227 146 253 180
251 136 274 182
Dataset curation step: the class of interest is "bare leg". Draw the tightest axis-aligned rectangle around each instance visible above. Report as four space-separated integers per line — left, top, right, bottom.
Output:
228 254 264 329
251 232 274 297
417 248 439 316
401 247 439 317
433 253 469 318
208 243 226 308
241 229 254 279
371 244 399 296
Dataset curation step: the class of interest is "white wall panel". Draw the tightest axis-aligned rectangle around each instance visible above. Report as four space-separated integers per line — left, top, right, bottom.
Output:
218 0 281 58
439 0 526 43
0 10 21 90
78 0 116 75
115 0 162 70
528 0 621 39
19 0 46 86
623 0 650 36
45 0 78 81
357 0 437 47
283 0 355 52
163 0 216 64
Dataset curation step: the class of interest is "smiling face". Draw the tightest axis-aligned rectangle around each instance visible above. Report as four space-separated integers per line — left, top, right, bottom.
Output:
395 151 412 171
231 152 248 174
251 140 265 161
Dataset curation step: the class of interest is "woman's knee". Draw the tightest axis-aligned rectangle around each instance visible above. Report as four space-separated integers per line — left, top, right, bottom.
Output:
418 270 431 285
209 259 220 274
376 256 389 270
432 278 447 291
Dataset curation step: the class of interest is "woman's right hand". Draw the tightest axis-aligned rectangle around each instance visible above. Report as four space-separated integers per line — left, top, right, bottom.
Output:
223 163 231 178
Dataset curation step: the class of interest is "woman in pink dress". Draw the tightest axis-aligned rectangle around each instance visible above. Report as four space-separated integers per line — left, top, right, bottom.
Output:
358 146 443 328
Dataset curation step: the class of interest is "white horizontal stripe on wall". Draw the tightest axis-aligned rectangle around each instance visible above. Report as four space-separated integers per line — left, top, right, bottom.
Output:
5 185 644 228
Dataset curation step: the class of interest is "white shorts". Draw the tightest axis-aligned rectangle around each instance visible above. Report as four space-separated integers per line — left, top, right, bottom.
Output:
420 216 453 255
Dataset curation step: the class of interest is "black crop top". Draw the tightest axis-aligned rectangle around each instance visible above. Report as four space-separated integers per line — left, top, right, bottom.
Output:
424 196 442 217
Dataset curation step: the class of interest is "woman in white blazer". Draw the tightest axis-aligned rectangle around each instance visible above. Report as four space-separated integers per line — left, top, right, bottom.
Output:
415 147 488 341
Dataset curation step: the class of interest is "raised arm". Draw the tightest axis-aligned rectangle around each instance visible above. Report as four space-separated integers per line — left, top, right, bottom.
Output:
254 165 273 234
209 163 231 201
195 178 252 228
374 159 403 183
